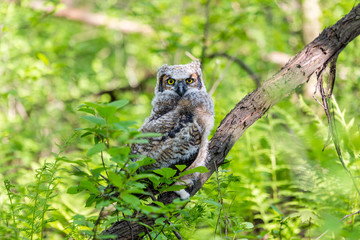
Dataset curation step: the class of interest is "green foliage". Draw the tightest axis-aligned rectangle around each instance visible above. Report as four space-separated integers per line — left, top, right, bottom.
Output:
1 0 360 239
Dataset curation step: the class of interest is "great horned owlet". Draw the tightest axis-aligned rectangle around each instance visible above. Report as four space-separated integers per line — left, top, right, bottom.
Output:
131 60 214 181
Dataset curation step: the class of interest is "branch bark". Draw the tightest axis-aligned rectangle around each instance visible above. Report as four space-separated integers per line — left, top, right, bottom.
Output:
24 0 154 35
102 4 360 239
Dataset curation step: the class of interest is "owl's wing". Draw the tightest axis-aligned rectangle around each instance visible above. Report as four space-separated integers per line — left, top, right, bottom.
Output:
131 110 203 170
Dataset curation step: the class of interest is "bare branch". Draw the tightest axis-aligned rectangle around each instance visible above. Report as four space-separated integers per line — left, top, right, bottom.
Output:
95 73 155 101
207 52 261 87
25 0 154 35
315 210 360 240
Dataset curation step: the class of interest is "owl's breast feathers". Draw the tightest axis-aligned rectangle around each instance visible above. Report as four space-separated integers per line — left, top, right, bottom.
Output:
131 112 203 170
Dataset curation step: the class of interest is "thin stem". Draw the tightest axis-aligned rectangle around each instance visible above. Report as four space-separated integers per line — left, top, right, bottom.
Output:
92 207 105 240
101 150 109 178
207 53 261 86
315 210 360 240
165 220 183 240
200 0 211 65
214 162 229 237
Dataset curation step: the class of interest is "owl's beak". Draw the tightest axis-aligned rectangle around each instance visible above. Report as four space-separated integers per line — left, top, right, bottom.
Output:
176 81 187 96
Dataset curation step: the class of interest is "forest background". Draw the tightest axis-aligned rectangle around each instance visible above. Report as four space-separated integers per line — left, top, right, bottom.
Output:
1 0 360 239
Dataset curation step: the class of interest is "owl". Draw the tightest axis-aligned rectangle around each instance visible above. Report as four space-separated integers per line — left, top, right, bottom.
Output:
131 60 214 195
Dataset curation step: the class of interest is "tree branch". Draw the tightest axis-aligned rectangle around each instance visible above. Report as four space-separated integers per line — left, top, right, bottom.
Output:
25 0 154 35
102 4 360 239
95 73 155 101
207 52 261 86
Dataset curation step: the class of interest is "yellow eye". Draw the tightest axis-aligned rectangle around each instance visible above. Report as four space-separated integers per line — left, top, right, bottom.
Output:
186 78 194 84
167 79 175 85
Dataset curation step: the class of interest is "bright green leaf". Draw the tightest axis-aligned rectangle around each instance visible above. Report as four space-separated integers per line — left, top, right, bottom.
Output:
81 115 106 125
179 166 209 177
87 143 106 156
107 99 129 109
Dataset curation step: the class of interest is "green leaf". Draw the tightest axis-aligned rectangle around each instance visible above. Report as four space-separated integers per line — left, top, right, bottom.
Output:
115 121 137 128
136 157 156 167
270 204 283 215
87 143 106 156
135 132 162 138
288 210 318 223
107 99 129 109
203 199 222 207
148 175 160 188
77 108 95 115
80 132 93 138
155 217 166 225
81 115 106 126
175 165 187 171
129 139 149 144
132 173 157 181
122 193 140 206
179 166 209 177
67 186 81 194
108 172 124 189
37 52 49 65
242 222 254 229
80 180 99 194
152 201 165 208
85 194 97 207
97 235 118 239
56 156 86 166
97 105 117 120
84 102 102 110
153 168 177 178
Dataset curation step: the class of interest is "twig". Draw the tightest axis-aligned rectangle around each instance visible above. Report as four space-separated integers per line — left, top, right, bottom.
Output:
165 220 183 240
340 210 360 221
316 60 360 195
100 149 109 179
145 226 153 240
153 223 166 240
207 52 261 86
26 0 153 34
214 162 229 237
92 207 104 240
95 74 155 101
100 174 108 182
315 210 360 240
123 214 134 240
326 54 338 98
200 0 211 65
185 51 197 61
208 53 237 95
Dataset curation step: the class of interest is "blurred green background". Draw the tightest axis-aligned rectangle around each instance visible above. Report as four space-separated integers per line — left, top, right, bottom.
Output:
1 0 360 239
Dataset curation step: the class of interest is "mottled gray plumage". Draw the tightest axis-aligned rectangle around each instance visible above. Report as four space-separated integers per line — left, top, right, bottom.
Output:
131 60 214 173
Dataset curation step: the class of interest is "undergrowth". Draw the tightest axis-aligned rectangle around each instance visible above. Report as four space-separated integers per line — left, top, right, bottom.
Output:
1 96 359 239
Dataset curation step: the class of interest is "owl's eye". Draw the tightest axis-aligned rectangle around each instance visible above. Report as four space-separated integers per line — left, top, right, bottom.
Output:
186 78 194 84
167 79 175 85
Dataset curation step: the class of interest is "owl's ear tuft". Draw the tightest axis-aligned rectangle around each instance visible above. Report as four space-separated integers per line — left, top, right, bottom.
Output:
157 64 168 73
190 59 201 69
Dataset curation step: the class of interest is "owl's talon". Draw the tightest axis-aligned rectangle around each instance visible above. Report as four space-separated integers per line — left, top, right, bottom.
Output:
175 189 191 200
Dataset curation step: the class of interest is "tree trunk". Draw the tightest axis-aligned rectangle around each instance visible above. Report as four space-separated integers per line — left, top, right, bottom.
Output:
102 4 360 239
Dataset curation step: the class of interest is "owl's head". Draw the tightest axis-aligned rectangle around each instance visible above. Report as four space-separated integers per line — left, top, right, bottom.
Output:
155 60 206 97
